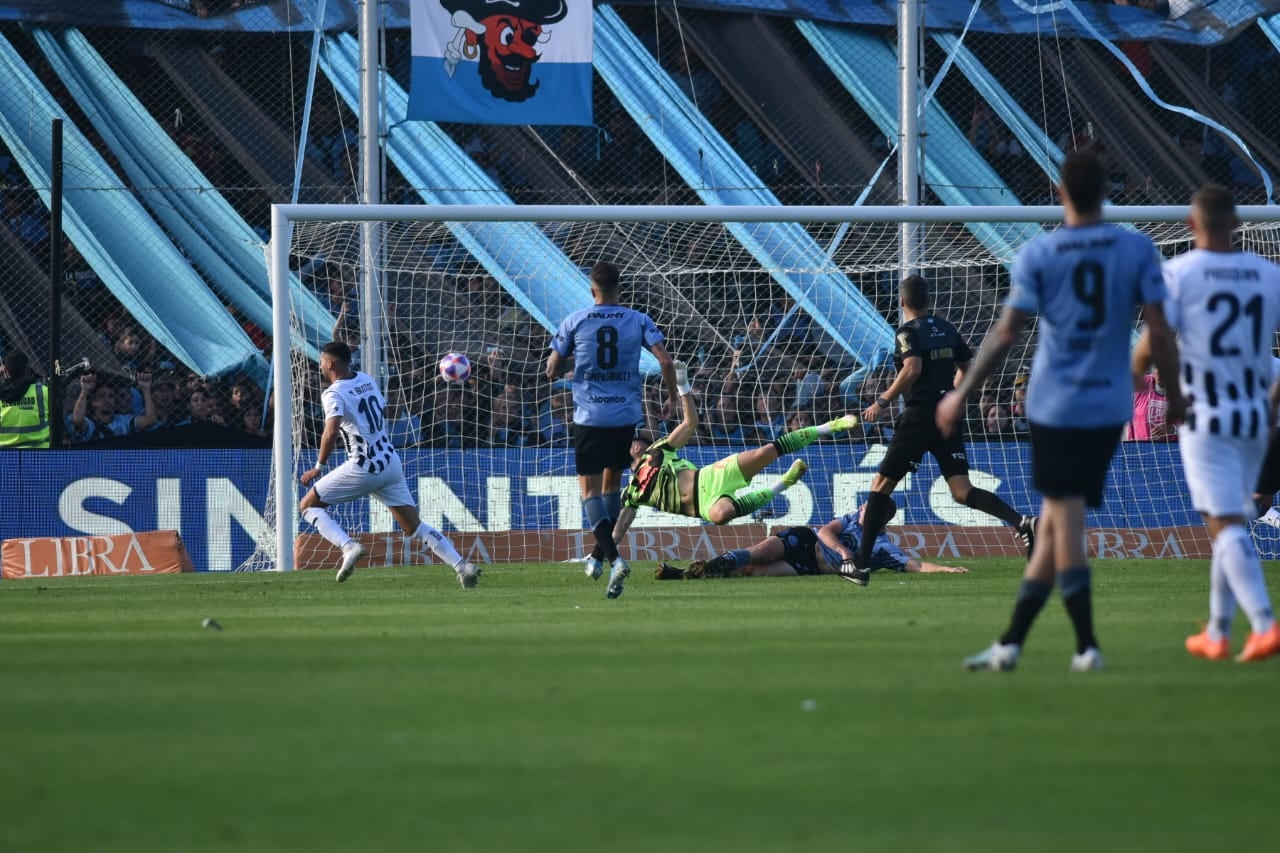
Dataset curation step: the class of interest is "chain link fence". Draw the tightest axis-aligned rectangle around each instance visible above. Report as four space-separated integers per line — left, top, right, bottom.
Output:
2 0 1279 447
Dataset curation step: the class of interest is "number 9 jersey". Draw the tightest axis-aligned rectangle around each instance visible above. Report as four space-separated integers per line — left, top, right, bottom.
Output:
322 371 397 474
551 305 666 428
1007 222 1166 428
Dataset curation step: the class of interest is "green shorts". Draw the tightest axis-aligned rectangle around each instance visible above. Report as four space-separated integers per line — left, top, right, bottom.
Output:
695 454 749 522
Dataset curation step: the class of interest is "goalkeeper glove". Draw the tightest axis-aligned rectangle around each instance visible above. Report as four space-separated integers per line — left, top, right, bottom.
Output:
674 361 692 396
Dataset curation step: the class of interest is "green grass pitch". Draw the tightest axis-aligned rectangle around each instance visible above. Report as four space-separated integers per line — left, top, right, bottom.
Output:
2 558 1278 852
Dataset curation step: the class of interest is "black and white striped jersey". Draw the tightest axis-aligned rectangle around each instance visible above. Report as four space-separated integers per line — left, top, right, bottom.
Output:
321 371 398 474
1164 248 1280 439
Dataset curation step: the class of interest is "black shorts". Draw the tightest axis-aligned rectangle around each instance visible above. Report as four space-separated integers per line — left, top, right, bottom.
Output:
572 424 636 476
1029 422 1124 508
1256 429 1280 495
773 526 822 576
878 406 969 482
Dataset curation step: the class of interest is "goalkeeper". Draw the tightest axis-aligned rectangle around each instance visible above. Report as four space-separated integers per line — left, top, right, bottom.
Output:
606 362 858 597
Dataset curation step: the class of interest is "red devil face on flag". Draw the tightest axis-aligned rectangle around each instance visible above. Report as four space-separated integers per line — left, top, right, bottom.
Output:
440 0 568 103
409 0 591 125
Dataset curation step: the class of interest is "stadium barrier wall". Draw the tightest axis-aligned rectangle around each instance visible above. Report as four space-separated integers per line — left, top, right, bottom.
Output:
1 529 195 579
0 445 1260 571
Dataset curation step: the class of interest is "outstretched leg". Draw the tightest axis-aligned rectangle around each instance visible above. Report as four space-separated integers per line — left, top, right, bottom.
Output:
735 414 858 479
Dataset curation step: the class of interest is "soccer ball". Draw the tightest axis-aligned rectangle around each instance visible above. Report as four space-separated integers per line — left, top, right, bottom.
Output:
439 352 472 384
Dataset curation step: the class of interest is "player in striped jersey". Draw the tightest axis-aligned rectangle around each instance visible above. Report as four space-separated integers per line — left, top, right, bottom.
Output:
1136 185 1280 662
938 151 1185 673
655 502 968 579
299 341 480 587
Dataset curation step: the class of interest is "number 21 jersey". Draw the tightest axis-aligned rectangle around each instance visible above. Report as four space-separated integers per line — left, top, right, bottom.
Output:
1163 248 1280 439
321 371 397 473
1008 222 1166 428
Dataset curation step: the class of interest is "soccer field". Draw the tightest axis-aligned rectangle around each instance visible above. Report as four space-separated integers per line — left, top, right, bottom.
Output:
2 559 1277 852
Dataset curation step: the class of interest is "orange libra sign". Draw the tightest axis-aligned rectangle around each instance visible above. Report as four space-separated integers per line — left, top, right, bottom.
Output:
1 530 195 579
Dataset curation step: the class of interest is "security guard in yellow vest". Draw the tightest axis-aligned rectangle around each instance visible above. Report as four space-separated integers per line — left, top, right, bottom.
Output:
0 351 51 449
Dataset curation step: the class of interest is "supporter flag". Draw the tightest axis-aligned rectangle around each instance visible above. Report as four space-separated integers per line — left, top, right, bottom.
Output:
408 0 592 125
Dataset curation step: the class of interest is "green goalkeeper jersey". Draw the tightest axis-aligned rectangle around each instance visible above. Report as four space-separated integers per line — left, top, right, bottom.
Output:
623 437 696 515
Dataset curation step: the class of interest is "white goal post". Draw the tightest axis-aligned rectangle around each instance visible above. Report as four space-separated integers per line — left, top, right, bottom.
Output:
259 202 1280 573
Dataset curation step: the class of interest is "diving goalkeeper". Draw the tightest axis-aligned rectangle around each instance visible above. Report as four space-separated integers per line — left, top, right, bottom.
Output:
605 363 858 598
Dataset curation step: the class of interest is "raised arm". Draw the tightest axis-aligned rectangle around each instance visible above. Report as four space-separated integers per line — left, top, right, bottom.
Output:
663 363 699 450
132 371 157 431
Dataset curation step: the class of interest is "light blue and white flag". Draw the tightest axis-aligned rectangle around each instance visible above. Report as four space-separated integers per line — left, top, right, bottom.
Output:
408 0 592 125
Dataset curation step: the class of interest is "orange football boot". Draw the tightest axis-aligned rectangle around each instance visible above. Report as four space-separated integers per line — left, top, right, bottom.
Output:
1236 624 1280 663
1185 629 1231 661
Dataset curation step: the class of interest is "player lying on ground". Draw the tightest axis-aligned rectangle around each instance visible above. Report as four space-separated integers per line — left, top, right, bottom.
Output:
299 341 480 587
604 367 859 598
656 503 968 579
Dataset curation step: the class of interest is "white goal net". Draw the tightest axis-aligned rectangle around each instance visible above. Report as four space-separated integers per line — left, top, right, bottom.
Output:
244 203 1280 572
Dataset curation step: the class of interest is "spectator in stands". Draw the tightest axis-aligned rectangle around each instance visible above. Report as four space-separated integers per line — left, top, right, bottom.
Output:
226 380 263 429
751 382 787 441
538 389 573 447
1010 374 1030 435
113 327 145 375
427 385 471 448
147 375 186 429
1126 369 1176 441
68 372 157 442
487 383 530 447
0 350 51 449
184 384 227 427
983 400 1015 436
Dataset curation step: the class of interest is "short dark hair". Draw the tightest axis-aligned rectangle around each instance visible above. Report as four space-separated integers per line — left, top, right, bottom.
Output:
321 341 352 364
1191 183 1238 234
590 261 620 295
2 350 29 378
900 275 929 311
1059 151 1109 213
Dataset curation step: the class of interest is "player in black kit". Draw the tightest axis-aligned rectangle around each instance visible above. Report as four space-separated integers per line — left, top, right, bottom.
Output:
844 275 1036 585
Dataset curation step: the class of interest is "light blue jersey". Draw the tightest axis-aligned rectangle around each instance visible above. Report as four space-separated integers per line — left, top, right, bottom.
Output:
551 304 665 427
1008 223 1165 428
818 512 910 573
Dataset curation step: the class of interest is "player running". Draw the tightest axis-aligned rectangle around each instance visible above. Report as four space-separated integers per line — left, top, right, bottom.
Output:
655 502 968 579
546 261 678 593
607 364 859 598
1136 184 1280 662
938 150 1184 672
844 274 1036 586
299 341 481 587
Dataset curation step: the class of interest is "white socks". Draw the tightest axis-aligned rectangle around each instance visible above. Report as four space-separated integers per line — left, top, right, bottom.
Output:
302 507 352 549
1216 524 1276 635
1206 546 1235 641
415 522 465 570
302 511 466 571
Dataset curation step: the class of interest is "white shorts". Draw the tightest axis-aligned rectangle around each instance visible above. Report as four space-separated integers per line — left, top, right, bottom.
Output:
1178 427 1267 518
314 455 414 508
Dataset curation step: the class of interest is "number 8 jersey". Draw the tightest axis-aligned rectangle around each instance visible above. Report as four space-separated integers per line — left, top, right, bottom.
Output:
1008 222 1166 428
1162 248 1280 439
551 304 666 427
322 371 397 474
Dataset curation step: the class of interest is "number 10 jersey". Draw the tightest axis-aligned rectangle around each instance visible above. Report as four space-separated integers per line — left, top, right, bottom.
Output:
322 371 398 474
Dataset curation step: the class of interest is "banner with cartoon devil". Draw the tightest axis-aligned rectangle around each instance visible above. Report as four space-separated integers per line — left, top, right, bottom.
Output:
408 0 592 125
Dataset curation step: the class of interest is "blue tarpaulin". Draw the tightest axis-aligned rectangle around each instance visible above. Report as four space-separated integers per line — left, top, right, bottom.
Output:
0 0 1275 45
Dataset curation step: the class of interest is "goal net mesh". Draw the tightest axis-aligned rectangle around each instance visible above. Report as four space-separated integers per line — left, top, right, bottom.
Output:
240 209 1280 571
